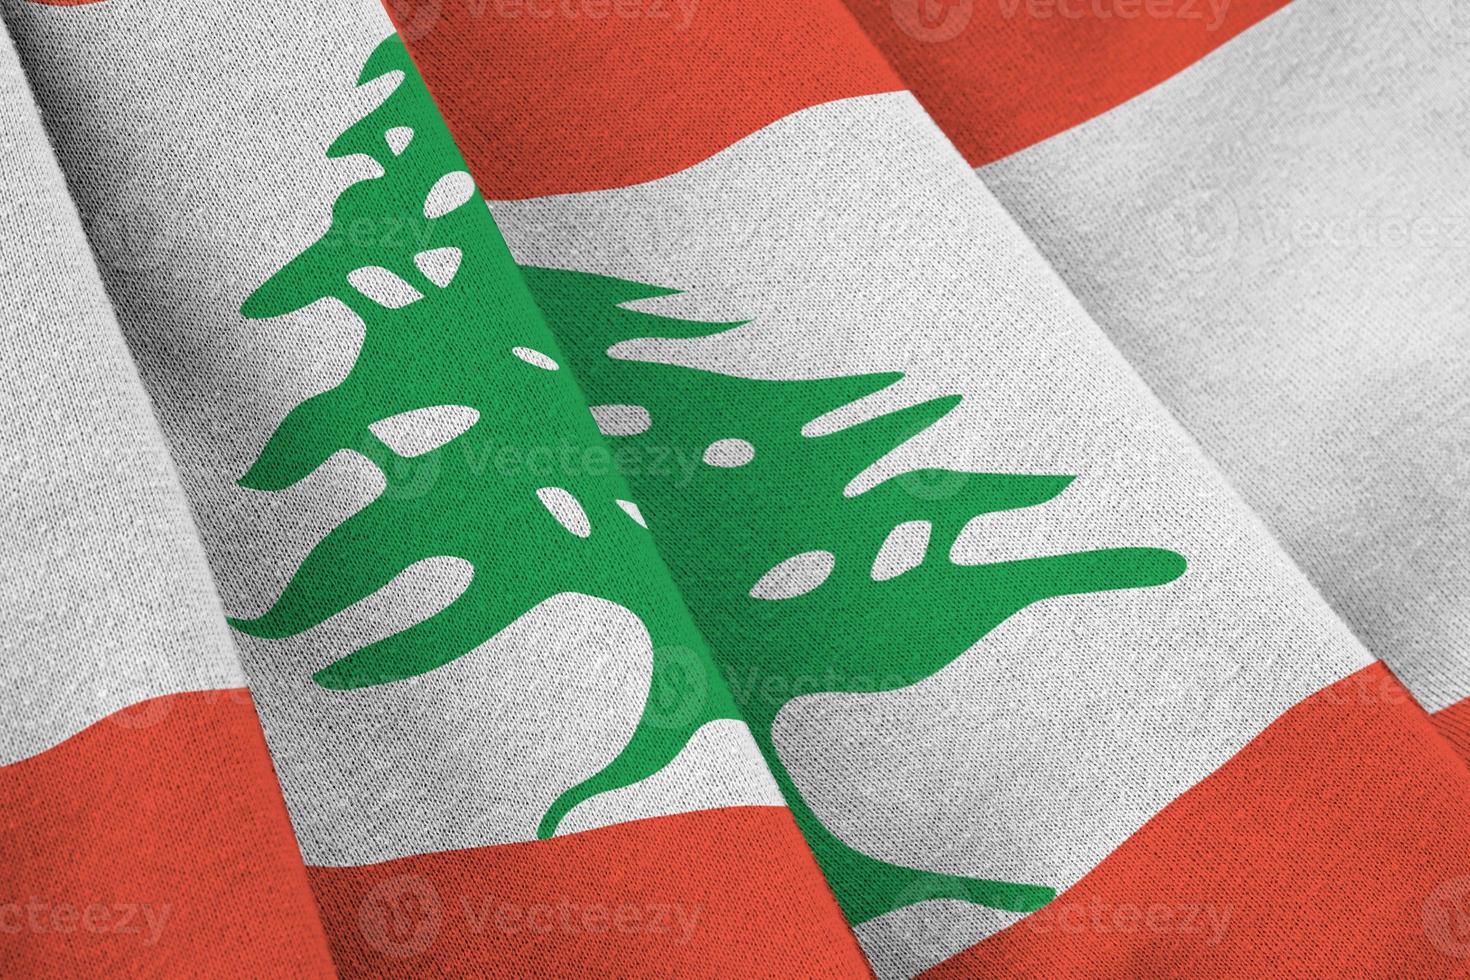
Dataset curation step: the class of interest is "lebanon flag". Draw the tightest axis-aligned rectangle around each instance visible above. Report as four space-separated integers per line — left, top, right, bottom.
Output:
3 0 1469 976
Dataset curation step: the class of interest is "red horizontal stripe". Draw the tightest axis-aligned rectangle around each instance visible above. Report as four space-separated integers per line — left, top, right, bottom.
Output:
386 0 903 199
924 663 1470 976
0 690 335 977
844 0 1291 167
308 806 868 977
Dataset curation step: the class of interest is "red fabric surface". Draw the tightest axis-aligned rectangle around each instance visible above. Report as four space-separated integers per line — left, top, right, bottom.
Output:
1432 695 1470 765
0 690 336 977
384 0 904 198
309 806 871 977
843 0 1293 166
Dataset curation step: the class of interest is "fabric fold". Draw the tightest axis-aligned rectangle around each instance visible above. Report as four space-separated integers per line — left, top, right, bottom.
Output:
1 1 866 973
0 16 337 976
846 0 1470 756
4 0 1469 976
390 0 1470 975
